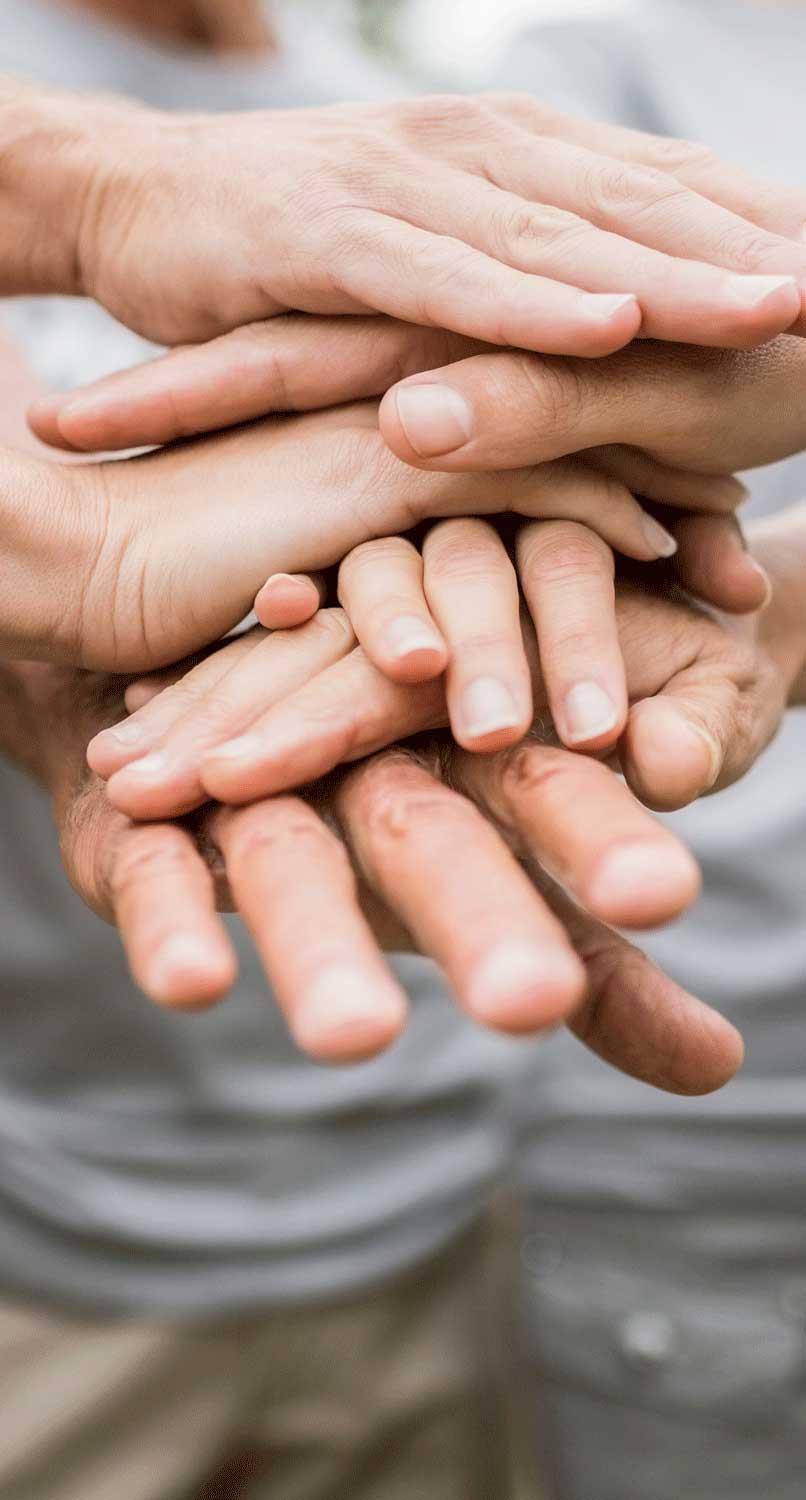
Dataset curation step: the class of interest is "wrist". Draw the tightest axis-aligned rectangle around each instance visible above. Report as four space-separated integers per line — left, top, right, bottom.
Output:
747 503 806 705
0 657 125 802
0 451 112 661
0 78 147 296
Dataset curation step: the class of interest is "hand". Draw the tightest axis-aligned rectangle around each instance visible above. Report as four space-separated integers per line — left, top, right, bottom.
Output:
68 0 275 52
93 509 801 828
10 390 750 671
21 90 806 448
38 655 740 1092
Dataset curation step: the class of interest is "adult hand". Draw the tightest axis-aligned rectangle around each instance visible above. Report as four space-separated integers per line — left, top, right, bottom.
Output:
36 657 740 1092
9 386 752 671
93 504 802 827
17 88 806 448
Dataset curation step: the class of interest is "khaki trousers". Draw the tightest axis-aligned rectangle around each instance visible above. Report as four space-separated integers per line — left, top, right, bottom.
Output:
0 1223 546 1500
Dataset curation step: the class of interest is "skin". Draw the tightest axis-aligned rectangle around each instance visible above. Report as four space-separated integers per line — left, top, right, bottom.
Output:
70 506 806 1079
14 329 806 671
2 650 741 1090
93 519 803 830
63 0 275 52
13 76 806 458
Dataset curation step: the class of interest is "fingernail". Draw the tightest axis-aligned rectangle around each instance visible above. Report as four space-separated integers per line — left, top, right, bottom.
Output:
263 573 310 592
461 677 521 739
149 934 221 1002
205 734 262 763
118 751 167 779
563 681 619 744
468 942 584 1030
583 292 640 321
106 719 145 746
748 558 774 610
641 513 678 559
382 615 445 662
394 384 474 458
293 969 406 1056
726 273 798 309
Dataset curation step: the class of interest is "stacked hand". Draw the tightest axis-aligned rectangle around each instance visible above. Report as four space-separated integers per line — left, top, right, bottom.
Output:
61 504 802 1096
9 65 806 1097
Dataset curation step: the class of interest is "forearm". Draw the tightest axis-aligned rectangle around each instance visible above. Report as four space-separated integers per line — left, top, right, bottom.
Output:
0 76 143 296
750 502 806 706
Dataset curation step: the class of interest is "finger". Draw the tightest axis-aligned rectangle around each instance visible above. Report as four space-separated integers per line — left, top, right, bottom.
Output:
202 647 447 806
28 317 478 452
422 519 532 750
88 633 259 780
332 213 642 356
541 882 744 1095
671 511 773 615
198 0 276 53
497 97 806 245
516 520 626 751
337 537 448 684
336 751 585 1034
106 611 356 820
585 445 748 515
379 342 804 482
254 573 326 630
213 798 409 1063
422 160 800 348
454 739 701 931
489 98 806 308
125 668 187 714
620 637 785 812
107 821 238 1009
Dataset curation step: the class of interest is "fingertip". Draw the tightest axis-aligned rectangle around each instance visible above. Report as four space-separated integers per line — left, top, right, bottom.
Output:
87 719 149 779
254 575 322 631
465 942 586 1034
585 836 702 929
375 616 449 683
290 971 409 1063
145 933 238 1010
574 292 643 357
624 699 721 811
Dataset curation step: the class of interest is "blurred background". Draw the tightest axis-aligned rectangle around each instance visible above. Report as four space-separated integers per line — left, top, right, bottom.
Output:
298 0 620 79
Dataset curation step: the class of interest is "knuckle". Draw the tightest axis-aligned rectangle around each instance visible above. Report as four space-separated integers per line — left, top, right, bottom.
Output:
306 607 355 651
229 803 352 877
425 528 504 583
110 828 189 900
340 535 418 582
712 225 782 275
499 742 573 803
499 202 590 255
396 92 487 138
511 352 586 434
587 159 683 215
522 520 614 583
638 135 718 176
363 777 472 846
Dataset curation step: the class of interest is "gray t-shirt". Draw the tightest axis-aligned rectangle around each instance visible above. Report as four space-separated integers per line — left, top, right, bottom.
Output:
0 0 532 1318
493 6 806 1488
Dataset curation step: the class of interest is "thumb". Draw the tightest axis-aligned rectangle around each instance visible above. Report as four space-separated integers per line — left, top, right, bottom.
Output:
620 648 785 812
